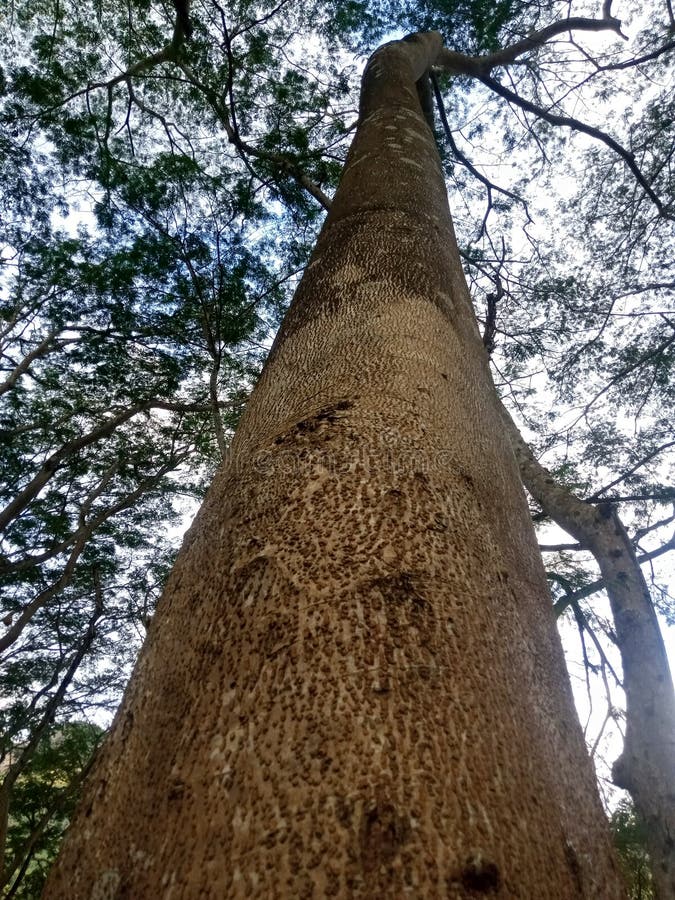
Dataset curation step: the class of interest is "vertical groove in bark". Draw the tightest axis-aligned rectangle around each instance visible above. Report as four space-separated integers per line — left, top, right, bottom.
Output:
44 34 625 898
500 400 675 899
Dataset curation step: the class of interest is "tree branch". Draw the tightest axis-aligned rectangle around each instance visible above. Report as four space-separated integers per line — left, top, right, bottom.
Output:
430 71 530 235
435 13 626 76
175 60 333 211
0 400 211 535
477 72 669 217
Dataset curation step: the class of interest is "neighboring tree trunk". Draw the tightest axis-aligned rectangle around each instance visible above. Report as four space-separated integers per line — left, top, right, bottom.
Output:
500 402 675 899
44 34 625 898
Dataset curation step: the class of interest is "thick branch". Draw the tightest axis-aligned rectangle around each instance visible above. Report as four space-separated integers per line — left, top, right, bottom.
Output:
499 397 675 897
430 11 669 217
0 330 66 397
551 531 675 616
435 13 625 76
478 16 625 69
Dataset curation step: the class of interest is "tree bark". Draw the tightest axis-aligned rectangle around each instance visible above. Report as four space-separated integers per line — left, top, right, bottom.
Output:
43 33 625 899
500 400 675 900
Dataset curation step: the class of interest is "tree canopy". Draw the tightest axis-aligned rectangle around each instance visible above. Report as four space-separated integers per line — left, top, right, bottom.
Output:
0 0 673 894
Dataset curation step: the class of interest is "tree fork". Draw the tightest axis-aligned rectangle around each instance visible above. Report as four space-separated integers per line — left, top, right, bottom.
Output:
44 33 625 898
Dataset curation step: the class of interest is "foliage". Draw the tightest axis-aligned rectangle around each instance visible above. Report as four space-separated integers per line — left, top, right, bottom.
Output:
2 723 102 899
610 799 654 899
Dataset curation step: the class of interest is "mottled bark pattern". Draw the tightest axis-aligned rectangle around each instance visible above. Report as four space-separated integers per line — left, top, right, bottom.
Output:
44 34 625 898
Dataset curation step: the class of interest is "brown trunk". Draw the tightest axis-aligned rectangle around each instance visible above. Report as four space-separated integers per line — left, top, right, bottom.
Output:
44 34 625 899
501 402 675 899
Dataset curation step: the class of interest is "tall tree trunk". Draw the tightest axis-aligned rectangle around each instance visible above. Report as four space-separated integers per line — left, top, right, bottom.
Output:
44 33 625 898
501 401 675 899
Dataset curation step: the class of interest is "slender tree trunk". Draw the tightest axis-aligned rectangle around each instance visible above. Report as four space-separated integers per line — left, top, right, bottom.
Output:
501 402 675 899
44 34 625 898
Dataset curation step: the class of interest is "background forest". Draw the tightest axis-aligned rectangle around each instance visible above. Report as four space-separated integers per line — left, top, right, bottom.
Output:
0 0 673 895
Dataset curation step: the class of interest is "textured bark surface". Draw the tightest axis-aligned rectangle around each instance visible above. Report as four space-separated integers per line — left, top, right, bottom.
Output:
502 402 675 899
44 34 625 899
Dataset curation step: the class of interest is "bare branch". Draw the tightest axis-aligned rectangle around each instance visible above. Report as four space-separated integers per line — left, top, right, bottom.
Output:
539 541 582 552
430 72 530 235
478 72 670 217
588 438 675 500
